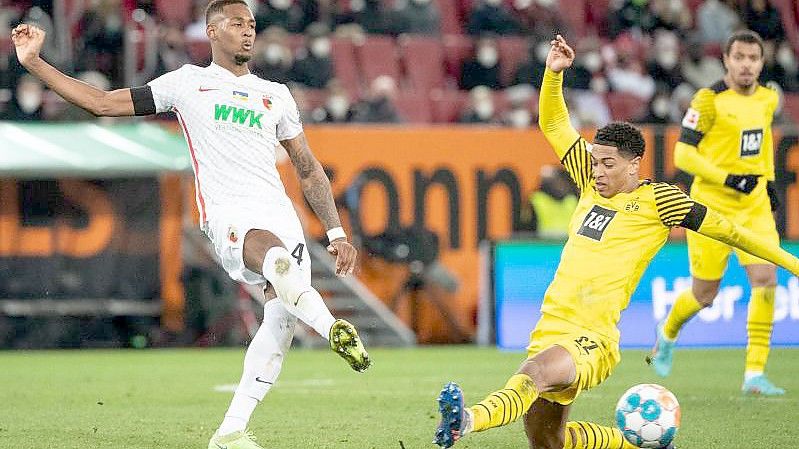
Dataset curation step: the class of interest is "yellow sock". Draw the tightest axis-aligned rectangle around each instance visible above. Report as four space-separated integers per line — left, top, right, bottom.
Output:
663 289 704 340
745 286 775 373
469 373 538 432
564 421 637 449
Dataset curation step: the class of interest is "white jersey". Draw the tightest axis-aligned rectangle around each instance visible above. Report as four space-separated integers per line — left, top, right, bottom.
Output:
147 63 303 224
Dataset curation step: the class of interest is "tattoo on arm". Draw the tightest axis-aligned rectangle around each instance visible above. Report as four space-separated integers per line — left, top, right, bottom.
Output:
283 134 342 230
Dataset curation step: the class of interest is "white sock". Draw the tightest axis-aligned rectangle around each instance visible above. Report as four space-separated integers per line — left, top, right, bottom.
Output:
262 246 337 339
744 370 763 382
218 299 296 436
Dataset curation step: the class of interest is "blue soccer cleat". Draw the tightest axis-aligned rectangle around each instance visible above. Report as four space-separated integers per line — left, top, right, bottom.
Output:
433 382 467 448
742 375 786 396
648 323 675 378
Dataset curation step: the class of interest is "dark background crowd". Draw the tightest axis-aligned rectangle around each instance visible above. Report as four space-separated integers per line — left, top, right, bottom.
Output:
1 0 798 126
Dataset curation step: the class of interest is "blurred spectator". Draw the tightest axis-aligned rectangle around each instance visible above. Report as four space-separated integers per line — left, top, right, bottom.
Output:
680 39 725 88
669 82 696 122
311 81 356 123
458 86 498 124
353 75 402 123
512 40 549 89
466 0 522 36
291 23 333 88
76 0 125 87
185 1 210 40
743 0 784 42
252 27 294 83
697 0 740 46
608 0 650 38
646 30 684 91
154 24 191 77
336 0 393 35
460 37 502 90
255 0 303 33
297 0 337 32
501 85 535 128
528 165 578 239
761 40 799 92
514 0 569 41
3 74 44 121
607 56 656 101
635 87 673 124
54 71 113 122
393 0 441 35
646 0 692 36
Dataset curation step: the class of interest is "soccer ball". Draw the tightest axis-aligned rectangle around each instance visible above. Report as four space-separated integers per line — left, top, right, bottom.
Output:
615 383 680 448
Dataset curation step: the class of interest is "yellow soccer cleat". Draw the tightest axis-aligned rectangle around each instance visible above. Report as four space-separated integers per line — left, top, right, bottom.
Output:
208 430 263 449
329 319 371 372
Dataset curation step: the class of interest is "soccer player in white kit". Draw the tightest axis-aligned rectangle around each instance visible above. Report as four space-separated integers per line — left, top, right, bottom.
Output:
11 2 370 448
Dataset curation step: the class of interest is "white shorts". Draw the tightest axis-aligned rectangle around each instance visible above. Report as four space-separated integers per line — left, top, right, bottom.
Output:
202 204 311 285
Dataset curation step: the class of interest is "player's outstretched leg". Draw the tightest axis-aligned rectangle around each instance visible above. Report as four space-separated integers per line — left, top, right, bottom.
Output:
563 421 638 449
208 430 263 449
648 322 676 377
329 318 371 372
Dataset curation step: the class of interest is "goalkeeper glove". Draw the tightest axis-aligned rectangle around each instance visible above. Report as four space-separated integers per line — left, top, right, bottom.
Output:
767 181 780 211
724 174 760 194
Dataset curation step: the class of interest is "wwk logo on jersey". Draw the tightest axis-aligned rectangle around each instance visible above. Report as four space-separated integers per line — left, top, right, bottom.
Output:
578 205 616 241
740 128 763 157
214 104 264 129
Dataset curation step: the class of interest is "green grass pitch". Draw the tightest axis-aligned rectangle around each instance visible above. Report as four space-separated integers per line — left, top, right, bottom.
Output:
1 347 797 449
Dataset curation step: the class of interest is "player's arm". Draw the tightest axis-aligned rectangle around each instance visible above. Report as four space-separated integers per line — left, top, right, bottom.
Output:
539 35 592 190
12 24 140 117
281 133 357 276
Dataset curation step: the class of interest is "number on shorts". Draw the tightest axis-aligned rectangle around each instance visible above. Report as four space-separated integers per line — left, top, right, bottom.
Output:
291 243 305 266
574 336 599 355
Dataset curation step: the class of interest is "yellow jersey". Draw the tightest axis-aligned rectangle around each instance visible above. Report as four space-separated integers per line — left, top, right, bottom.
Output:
678 80 779 210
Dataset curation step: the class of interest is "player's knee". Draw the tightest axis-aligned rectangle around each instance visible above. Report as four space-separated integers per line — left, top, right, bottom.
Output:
262 247 310 306
692 285 718 306
748 269 777 288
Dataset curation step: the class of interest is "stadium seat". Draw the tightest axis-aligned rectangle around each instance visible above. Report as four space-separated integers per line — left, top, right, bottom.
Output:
606 92 648 122
443 34 474 82
357 36 401 87
156 0 192 25
399 36 447 92
393 91 433 124
497 37 528 88
436 0 463 35
186 39 211 65
783 93 799 126
430 89 470 123
330 37 361 96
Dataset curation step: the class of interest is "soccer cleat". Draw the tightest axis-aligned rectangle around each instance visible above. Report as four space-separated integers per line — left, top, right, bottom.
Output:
648 323 675 378
329 319 371 372
207 430 263 449
742 375 786 396
433 382 468 448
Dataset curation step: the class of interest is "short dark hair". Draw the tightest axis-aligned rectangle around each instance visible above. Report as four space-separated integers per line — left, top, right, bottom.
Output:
724 30 764 56
593 122 646 159
205 0 249 24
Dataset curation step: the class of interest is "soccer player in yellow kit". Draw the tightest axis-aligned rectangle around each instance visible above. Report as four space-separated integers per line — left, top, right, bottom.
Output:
649 30 785 396
432 35 799 449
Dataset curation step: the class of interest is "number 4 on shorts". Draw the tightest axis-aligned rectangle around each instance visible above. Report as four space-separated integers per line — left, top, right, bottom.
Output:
291 243 304 265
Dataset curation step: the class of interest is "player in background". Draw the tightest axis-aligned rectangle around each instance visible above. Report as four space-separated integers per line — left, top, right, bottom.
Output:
432 35 799 449
649 30 785 396
11 2 370 449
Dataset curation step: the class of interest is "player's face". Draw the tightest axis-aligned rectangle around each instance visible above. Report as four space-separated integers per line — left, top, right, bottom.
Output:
207 4 256 65
723 41 764 90
590 144 640 198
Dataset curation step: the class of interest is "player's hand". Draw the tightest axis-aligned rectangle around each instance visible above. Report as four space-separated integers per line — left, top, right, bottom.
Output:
545 34 575 73
11 23 46 67
767 181 780 211
724 173 760 194
327 239 357 277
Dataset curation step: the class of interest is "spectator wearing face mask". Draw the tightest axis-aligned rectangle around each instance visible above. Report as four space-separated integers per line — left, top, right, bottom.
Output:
336 0 393 35
744 0 784 42
393 0 441 35
761 41 799 93
297 0 337 32
458 86 498 124
512 40 549 89
680 38 725 89
76 0 125 86
252 26 294 83
466 0 522 36
460 37 502 90
636 88 673 124
4 74 44 121
501 86 535 129
291 23 334 88
255 0 303 33
353 75 402 123
697 0 740 46
647 30 683 91
312 81 355 123
607 56 656 101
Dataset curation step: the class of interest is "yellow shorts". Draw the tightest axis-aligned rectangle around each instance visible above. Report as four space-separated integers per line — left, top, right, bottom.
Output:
526 316 620 405
687 208 779 280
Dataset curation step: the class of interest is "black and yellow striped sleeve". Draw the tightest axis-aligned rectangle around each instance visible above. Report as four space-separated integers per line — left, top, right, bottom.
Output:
560 137 593 190
653 182 696 228
678 87 717 147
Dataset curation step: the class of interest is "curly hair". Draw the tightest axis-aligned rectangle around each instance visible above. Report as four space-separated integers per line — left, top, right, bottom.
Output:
593 122 646 159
